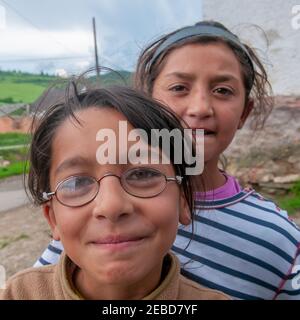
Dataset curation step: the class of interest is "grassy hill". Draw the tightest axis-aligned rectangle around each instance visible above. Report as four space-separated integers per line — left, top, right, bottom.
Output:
0 70 133 105
0 71 57 104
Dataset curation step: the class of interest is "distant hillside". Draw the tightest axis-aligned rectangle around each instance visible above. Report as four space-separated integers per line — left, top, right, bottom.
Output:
0 71 57 104
0 70 133 105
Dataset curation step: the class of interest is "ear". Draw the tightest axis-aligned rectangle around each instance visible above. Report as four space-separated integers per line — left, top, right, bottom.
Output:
238 99 254 129
43 204 61 241
179 192 191 226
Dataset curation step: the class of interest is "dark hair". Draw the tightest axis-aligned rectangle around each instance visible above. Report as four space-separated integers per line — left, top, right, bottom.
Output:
134 20 274 130
27 77 197 219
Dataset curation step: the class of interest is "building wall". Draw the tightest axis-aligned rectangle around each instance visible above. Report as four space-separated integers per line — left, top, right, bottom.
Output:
202 0 300 95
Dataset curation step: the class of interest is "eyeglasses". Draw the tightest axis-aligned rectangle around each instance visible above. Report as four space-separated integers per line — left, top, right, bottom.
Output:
42 167 183 208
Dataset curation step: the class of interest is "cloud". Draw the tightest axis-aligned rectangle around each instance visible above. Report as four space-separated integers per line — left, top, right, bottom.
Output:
0 0 203 73
0 30 92 56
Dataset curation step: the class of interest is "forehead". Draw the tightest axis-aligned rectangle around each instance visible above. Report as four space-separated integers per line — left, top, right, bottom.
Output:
50 108 133 173
54 107 131 143
50 108 169 177
159 42 243 77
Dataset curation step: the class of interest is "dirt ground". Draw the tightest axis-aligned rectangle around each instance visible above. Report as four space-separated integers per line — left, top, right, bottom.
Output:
0 204 51 278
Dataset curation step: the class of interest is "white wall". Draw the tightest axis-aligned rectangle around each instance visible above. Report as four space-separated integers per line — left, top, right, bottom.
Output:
202 0 300 95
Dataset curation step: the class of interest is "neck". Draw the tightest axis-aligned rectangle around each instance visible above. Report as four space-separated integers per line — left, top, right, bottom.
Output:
195 158 226 192
73 261 163 300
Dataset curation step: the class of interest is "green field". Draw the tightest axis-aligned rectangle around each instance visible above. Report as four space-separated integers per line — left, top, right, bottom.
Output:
0 147 29 180
0 71 56 104
0 161 29 179
0 133 30 179
0 70 132 105
0 133 31 147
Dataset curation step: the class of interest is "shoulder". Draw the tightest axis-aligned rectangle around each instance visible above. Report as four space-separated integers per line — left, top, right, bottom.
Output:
245 190 288 216
240 190 299 232
220 189 300 242
220 190 300 264
178 275 230 300
0 265 57 300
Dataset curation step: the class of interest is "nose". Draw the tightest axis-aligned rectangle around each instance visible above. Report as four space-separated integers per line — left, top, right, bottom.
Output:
92 176 134 222
185 89 213 120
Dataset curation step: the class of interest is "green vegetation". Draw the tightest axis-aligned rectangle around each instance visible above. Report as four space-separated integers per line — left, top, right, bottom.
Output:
7 108 27 116
277 181 300 214
0 147 28 162
0 133 31 147
0 161 29 179
0 70 133 106
0 133 30 179
0 71 56 104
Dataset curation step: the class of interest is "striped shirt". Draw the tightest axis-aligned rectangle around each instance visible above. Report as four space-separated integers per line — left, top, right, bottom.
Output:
35 188 300 300
174 189 300 300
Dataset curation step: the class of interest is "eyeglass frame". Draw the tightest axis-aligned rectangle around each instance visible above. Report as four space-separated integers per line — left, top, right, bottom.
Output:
42 167 183 208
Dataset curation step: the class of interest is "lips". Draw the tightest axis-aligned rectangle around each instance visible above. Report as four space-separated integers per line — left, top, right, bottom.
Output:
91 235 145 245
89 235 146 252
191 128 215 136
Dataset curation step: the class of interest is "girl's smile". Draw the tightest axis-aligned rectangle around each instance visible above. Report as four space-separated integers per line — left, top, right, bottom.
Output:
88 234 148 253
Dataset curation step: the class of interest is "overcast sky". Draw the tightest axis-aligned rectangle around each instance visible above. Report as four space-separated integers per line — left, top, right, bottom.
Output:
0 0 202 75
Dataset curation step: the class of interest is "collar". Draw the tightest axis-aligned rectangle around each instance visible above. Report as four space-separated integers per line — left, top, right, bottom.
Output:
58 252 181 300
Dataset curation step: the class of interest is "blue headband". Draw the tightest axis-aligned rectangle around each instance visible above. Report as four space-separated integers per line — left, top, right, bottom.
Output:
150 24 254 86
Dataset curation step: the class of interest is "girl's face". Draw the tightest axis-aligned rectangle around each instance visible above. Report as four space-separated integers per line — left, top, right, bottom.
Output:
43 107 189 299
152 42 253 165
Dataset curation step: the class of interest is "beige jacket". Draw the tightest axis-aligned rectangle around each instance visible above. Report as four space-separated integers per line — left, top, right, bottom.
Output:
0 252 229 300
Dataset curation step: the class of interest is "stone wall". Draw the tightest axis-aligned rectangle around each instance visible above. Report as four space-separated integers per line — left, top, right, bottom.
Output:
202 0 300 95
224 96 300 194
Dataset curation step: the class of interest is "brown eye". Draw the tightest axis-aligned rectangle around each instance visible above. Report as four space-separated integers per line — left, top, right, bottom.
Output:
125 168 162 183
213 87 233 96
169 85 188 92
122 167 167 198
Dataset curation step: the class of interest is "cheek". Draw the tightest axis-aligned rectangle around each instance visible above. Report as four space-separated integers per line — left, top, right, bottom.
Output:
53 204 86 240
154 93 184 117
152 90 168 105
153 87 175 108
216 105 243 131
147 194 180 235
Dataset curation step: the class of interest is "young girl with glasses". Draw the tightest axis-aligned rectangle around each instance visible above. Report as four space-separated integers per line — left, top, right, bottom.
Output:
0 81 229 300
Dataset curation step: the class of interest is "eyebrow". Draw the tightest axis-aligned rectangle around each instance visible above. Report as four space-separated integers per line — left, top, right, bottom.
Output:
55 156 93 175
164 72 239 84
211 74 240 84
164 72 195 81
